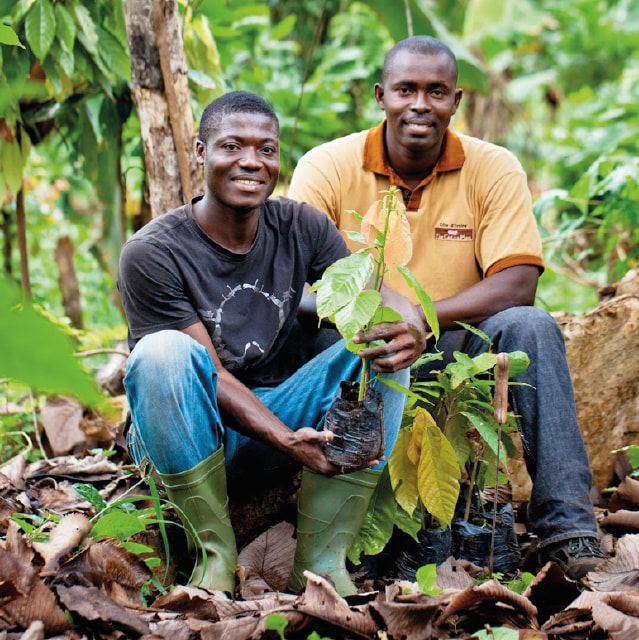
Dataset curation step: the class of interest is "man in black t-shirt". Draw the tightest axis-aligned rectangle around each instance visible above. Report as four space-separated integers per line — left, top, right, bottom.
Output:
117 91 426 597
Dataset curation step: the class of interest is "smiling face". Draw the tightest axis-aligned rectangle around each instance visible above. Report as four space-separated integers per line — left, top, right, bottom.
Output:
375 49 462 172
195 112 280 215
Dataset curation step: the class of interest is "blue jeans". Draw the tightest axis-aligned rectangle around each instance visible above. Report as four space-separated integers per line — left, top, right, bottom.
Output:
425 307 597 548
124 330 409 484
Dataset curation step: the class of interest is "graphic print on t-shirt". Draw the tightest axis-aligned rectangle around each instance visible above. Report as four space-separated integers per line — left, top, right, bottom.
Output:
199 279 294 372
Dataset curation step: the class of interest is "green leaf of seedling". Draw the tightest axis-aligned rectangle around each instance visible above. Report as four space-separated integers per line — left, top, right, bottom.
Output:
462 411 508 467
416 563 442 595
89 510 147 540
398 265 440 341
348 466 396 564
506 351 530 378
310 251 375 325
264 612 288 640
334 288 381 343
73 483 107 512
455 321 493 348
344 229 366 245
505 571 535 594
120 541 155 555
471 627 521 639
372 305 403 324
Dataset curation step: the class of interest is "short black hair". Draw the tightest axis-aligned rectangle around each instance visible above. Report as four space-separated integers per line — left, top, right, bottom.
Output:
382 36 458 83
199 91 280 143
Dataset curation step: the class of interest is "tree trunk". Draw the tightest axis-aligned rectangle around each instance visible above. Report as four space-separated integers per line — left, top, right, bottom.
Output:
123 0 203 218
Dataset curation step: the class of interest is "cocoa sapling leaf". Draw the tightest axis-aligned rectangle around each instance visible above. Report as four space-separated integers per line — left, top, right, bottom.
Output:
506 350 531 377
388 429 419 517
89 510 147 541
310 251 374 320
416 416 461 528
416 563 442 595
334 288 382 345
398 265 440 341
348 467 396 563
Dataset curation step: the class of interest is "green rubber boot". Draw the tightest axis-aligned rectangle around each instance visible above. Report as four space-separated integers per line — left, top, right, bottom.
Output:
159 448 237 594
288 467 381 596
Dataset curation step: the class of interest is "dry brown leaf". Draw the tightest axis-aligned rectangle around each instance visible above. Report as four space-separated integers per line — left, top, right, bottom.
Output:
436 578 538 627
0 547 70 633
600 509 639 532
0 455 27 492
151 585 222 621
28 479 92 515
56 584 150 637
40 396 86 456
588 534 639 592
294 571 379 638
591 598 639 640
371 594 445 640
56 541 152 607
28 451 120 480
614 476 639 509
237 520 295 597
32 513 92 573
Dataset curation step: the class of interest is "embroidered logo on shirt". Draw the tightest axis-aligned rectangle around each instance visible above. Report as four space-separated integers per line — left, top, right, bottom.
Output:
435 226 473 241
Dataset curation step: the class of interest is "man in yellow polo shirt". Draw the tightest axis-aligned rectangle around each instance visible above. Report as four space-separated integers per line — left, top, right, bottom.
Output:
288 35 604 581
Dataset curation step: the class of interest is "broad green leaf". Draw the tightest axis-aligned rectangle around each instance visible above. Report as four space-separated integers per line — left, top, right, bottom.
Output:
72 4 98 55
0 139 23 196
471 627 521 639
264 613 288 638
398 265 440 341
334 288 381 343
310 251 374 319
96 25 131 81
89 510 147 540
445 412 473 470
0 23 25 48
0 277 105 408
394 501 422 540
417 421 461 528
54 3 76 52
270 14 296 40
73 483 107 512
462 411 508 467
372 305 402 324
120 541 155 555
388 428 419 516
471 352 498 374
25 0 56 60
416 563 442 595
455 321 493 348
506 351 530 378
348 467 396 563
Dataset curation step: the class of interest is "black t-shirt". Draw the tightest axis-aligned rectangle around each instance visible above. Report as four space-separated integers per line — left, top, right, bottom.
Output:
117 196 349 387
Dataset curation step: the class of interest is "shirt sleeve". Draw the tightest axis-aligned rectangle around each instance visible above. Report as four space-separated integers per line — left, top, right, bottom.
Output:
117 237 200 341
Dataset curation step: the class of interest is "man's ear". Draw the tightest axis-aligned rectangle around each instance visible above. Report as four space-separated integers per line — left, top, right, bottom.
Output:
453 88 463 112
374 83 385 111
195 139 205 165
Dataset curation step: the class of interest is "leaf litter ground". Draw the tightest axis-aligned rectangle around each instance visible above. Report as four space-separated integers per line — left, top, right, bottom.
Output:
2 410 639 639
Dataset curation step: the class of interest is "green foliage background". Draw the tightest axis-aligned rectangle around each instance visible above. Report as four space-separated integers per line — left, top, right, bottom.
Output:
1 0 638 402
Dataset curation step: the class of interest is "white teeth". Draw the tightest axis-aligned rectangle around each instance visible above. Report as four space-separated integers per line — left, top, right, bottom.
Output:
236 179 260 185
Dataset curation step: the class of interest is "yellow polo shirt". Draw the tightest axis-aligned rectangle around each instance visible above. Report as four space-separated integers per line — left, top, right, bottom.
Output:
288 121 544 304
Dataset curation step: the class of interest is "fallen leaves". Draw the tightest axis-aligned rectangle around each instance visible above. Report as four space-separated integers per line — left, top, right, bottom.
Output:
4 440 639 638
